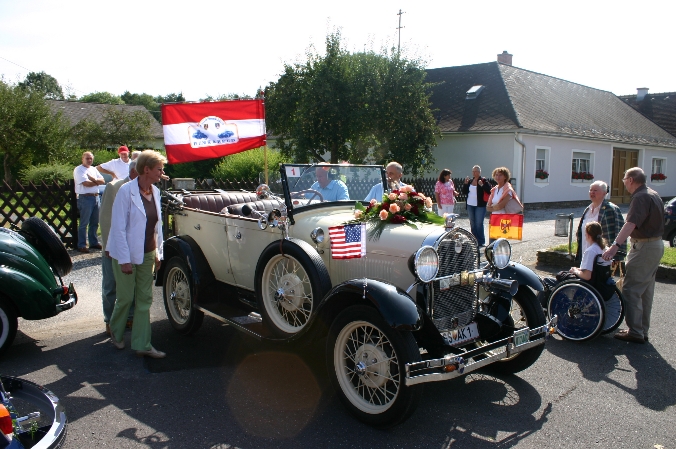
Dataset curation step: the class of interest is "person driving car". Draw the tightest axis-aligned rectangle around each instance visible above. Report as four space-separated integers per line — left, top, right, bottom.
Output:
307 165 350 201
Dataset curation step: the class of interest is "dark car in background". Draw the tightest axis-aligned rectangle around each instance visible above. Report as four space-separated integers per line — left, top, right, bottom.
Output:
0 218 77 356
663 197 676 247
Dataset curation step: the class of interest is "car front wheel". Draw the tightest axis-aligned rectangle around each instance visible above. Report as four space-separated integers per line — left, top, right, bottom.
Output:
486 287 546 375
327 305 423 428
163 257 204 335
0 296 18 356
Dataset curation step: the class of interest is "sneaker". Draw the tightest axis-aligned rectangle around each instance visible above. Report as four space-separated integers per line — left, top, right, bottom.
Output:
110 334 125 350
136 346 166 359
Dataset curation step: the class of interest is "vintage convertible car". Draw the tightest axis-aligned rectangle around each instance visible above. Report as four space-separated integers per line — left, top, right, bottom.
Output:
157 163 556 427
0 218 77 356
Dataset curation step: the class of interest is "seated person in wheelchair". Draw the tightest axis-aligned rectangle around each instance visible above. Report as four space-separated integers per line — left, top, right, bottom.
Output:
308 165 350 201
568 221 611 281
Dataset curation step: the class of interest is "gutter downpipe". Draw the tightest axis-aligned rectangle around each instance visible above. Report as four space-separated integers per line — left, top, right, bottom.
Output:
515 132 526 204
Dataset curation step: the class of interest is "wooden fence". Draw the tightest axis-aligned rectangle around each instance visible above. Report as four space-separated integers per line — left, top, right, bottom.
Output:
0 180 78 247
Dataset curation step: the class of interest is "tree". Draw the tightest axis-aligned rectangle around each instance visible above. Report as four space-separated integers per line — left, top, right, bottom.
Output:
70 106 154 149
265 32 440 175
121 91 163 121
79 91 124 105
18 71 65 100
0 81 70 182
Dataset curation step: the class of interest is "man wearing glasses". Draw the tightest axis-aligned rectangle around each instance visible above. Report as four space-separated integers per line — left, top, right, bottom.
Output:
575 180 625 262
603 167 664 344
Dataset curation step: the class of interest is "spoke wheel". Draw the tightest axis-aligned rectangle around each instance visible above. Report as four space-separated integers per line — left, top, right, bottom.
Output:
256 239 331 338
162 257 204 335
262 254 313 332
548 280 605 341
327 305 422 428
601 286 625 334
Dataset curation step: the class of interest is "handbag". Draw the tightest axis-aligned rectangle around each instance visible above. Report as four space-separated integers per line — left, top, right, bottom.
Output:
504 190 524 214
483 190 490 202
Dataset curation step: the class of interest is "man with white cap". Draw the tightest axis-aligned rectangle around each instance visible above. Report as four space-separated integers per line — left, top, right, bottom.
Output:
97 145 131 180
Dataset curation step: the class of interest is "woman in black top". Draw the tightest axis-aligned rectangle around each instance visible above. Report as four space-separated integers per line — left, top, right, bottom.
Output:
462 165 492 246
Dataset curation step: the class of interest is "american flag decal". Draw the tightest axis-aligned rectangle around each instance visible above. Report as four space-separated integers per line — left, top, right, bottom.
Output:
329 224 366 259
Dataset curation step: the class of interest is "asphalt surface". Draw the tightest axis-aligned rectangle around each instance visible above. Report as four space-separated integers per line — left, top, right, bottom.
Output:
4 206 676 449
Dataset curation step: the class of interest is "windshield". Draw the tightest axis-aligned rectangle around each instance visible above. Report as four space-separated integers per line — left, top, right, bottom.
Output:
280 164 385 209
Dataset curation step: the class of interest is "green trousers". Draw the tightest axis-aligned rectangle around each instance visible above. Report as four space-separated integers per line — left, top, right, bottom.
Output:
110 250 156 351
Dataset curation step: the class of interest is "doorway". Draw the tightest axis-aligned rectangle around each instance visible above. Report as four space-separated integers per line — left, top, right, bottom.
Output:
611 148 638 204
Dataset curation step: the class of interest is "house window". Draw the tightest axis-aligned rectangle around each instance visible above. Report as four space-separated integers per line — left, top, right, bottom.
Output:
535 147 549 181
571 151 594 181
651 158 667 182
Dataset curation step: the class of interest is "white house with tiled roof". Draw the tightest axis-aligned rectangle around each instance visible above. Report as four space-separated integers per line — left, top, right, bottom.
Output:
426 53 676 204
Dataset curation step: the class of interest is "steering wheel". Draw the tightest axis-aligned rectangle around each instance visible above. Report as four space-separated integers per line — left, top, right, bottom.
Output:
290 189 324 202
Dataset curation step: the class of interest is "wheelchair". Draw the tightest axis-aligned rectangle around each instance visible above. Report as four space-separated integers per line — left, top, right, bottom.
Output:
541 254 626 342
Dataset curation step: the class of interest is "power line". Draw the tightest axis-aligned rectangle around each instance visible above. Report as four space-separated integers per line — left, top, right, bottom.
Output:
397 9 405 55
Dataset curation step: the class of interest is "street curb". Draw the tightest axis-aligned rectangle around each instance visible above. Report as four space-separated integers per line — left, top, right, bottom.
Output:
536 250 676 281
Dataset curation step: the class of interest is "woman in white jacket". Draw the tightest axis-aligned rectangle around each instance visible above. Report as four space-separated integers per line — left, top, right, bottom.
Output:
107 150 166 358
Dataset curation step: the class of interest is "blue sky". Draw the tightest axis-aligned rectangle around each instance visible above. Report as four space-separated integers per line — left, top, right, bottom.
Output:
1 0 674 101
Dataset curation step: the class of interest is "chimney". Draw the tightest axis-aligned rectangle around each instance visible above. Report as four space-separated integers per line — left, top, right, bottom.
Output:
636 87 649 101
497 51 512 66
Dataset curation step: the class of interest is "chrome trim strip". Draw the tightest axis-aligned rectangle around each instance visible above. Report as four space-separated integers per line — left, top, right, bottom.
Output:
404 319 556 386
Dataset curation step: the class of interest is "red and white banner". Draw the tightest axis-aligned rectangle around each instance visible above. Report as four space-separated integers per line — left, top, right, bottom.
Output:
161 99 266 164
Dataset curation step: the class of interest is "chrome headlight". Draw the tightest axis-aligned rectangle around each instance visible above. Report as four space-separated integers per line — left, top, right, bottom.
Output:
485 238 511 269
412 246 439 283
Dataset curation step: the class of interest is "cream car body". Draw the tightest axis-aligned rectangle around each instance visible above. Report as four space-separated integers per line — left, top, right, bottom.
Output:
158 163 555 428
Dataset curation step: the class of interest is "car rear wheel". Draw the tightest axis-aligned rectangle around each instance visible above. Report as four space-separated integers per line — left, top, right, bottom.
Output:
255 239 331 338
327 305 423 427
21 217 72 277
0 296 18 356
163 257 204 335
670 232 676 247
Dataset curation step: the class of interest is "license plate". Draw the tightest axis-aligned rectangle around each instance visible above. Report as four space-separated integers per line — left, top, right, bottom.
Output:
446 322 479 346
513 328 530 347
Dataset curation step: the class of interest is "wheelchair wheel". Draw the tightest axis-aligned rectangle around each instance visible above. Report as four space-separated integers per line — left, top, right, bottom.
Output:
547 280 605 341
601 285 625 335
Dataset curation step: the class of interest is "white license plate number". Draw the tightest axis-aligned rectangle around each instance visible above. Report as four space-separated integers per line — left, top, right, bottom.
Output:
513 329 530 347
447 322 479 346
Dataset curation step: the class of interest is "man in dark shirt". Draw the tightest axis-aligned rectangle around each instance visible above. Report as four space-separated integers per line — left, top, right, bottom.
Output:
603 167 664 344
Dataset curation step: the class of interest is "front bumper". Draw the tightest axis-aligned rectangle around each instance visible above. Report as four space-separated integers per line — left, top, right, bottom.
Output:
405 316 558 386
55 283 77 313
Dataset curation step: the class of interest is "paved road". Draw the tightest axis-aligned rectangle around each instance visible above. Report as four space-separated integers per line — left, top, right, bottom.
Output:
5 208 676 448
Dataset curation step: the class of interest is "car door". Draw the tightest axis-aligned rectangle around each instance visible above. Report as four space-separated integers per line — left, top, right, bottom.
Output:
226 215 282 290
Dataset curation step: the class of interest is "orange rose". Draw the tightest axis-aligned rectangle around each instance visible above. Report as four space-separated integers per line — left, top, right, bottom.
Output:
379 209 389 220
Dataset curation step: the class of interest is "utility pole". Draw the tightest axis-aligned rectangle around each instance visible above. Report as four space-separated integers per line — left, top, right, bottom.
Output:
397 9 405 55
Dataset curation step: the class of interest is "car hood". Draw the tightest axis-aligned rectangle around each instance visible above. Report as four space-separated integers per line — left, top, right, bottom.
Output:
0 228 56 288
289 206 443 257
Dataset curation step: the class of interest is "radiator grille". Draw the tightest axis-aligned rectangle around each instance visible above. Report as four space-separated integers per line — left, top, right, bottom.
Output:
432 228 479 331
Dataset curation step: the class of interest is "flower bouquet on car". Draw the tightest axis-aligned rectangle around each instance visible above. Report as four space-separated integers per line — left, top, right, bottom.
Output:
350 186 445 240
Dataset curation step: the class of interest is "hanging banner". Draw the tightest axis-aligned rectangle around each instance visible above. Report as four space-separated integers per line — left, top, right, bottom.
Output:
489 213 523 240
161 99 266 164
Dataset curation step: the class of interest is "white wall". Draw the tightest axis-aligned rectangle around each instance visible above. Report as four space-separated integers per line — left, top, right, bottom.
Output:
432 132 676 203
428 133 516 180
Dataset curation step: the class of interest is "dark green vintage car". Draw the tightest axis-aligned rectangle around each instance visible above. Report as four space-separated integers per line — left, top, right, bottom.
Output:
0 218 77 355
